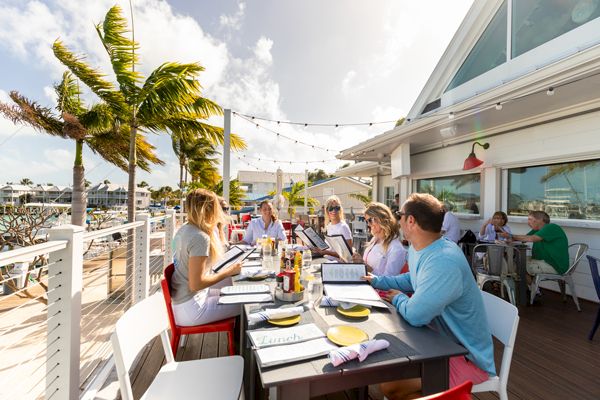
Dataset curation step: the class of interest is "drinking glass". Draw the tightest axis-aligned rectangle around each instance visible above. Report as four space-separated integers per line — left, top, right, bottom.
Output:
302 250 312 268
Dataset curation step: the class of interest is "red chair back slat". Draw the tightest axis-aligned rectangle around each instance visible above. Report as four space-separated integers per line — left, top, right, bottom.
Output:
418 380 472 400
161 264 180 338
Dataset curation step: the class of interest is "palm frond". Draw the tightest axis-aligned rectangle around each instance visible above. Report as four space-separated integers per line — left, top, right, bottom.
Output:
95 6 141 99
54 71 86 116
53 40 129 115
79 103 114 133
0 91 65 137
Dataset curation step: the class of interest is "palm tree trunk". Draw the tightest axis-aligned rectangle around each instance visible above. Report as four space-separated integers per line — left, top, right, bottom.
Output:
179 160 185 190
71 139 87 226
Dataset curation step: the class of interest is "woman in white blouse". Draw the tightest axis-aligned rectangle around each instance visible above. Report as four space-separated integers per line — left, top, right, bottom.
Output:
352 202 407 276
242 200 287 245
312 195 353 257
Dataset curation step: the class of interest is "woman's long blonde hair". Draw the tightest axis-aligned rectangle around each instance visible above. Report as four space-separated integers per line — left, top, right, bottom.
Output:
324 195 345 225
365 202 399 252
185 189 226 261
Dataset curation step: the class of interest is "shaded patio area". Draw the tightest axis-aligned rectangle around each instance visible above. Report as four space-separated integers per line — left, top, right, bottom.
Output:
128 289 600 400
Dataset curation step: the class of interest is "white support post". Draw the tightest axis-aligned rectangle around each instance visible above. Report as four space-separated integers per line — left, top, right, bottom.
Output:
46 224 84 400
164 209 176 270
304 169 308 216
223 108 231 205
133 213 150 304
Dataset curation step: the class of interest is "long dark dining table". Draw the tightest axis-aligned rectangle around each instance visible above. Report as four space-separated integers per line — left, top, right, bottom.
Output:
231 259 467 400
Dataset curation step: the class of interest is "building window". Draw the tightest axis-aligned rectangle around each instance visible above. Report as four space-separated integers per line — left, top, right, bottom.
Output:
384 186 395 208
245 183 253 193
416 174 481 214
445 1 507 92
507 159 600 220
512 0 600 58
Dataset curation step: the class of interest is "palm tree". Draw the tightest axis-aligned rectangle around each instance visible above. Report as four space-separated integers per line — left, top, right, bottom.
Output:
103 179 111 185
349 189 372 206
20 178 33 186
212 179 245 208
0 73 161 225
137 181 149 188
52 5 245 225
271 182 319 218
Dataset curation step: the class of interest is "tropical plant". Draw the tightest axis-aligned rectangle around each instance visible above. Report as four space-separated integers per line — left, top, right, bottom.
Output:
270 182 319 218
52 5 245 225
349 189 372 206
103 179 111 184
137 180 149 188
20 178 33 185
395 117 406 127
0 73 161 225
307 169 333 183
172 134 224 189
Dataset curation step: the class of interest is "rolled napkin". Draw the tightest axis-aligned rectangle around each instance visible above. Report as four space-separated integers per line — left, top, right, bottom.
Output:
328 339 390 367
320 296 370 310
248 306 304 324
240 268 275 279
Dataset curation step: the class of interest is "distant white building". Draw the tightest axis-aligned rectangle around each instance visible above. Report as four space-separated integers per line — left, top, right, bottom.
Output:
237 170 306 200
0 184 34 205
31 185 72 204
87 183 151 209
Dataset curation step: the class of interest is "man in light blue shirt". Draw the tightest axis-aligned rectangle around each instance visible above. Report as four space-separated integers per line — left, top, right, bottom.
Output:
366 193 495 399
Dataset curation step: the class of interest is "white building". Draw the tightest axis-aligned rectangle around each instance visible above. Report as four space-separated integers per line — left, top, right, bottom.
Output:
0 184 34 205
338 0 600 301
87 183 151 209
237 170 306 200
31 185 72 204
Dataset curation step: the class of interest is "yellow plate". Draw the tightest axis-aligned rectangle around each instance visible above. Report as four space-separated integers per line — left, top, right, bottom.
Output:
336 305 370 318
267 315 301 326
326 326 369 347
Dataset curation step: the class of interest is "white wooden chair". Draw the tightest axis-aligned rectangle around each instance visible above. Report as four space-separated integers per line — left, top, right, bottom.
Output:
529 243 588 311
111 293 244 400
472 291 519 400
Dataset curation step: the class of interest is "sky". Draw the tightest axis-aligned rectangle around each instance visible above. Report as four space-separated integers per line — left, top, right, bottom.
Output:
0 0 474 189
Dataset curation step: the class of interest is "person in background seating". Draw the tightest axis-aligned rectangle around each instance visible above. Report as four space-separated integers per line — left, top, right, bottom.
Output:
242 200 286 245
442 202 461 243
171 189 241 326
364 193 495 399
479 211 512 242
511 210 569 280
312 195 353 258
352 202 407 276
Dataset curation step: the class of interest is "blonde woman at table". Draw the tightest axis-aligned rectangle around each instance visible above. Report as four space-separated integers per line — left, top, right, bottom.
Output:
170 189 241 326
312 195 353 258
242 200 287 245
351 202 406 276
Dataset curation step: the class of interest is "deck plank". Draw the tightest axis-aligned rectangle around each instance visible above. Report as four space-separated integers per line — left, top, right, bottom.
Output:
130 289 600 399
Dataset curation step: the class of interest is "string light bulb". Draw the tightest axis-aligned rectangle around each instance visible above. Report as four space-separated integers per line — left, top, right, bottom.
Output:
547 87 555 96
495 102 503 110
448 112 455 120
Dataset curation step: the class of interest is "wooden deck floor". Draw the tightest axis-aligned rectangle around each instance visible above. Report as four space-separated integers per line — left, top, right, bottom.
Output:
130 289 600 400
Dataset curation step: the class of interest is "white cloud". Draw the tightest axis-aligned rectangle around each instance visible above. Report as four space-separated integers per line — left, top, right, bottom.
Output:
219 2 246 30
253 37 273 65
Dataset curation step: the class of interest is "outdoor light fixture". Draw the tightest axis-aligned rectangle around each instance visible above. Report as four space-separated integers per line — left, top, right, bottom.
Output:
463 141 490 170
547 87 555 96
448 112 455 120
495 102 503 110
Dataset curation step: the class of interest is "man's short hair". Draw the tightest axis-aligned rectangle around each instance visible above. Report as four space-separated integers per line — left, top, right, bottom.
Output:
403 193 445 233
529 210 550 223
394 193 399 199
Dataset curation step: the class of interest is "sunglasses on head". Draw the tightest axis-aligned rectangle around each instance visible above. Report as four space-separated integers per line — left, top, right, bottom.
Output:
223 207 230 211
327 205 341 212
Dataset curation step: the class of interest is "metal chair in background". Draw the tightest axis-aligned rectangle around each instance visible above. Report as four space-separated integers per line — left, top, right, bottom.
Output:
472 243 517 306
529 243 588 311
585 255 600 340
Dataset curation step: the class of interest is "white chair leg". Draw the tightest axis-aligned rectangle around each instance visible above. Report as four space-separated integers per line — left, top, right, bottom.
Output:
530 276 540 305
565 276 581 311
499 386 509 400
504 279 516 306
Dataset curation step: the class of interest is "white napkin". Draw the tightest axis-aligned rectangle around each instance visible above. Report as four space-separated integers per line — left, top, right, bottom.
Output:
240 268 275 279
328 339 390 367
320 296 363 310
248 306 304 324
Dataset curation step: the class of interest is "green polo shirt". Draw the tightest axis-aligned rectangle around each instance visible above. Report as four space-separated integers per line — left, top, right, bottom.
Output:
527 223 569 274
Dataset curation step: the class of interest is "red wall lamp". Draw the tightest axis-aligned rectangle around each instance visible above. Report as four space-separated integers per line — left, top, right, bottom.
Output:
463 141 490 170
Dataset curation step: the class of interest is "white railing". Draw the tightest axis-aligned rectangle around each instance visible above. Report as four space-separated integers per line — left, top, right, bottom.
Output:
0 209 177 400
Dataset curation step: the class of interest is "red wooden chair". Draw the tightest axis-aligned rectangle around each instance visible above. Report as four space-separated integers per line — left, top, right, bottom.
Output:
161 264 236 356
418 380 473 399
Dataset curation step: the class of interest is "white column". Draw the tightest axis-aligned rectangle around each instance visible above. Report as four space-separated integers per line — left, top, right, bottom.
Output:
372 174 380 202
223 109 231 205
481 168 500 219
133 213 150 304
164 210 175 270
46 224 84 400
